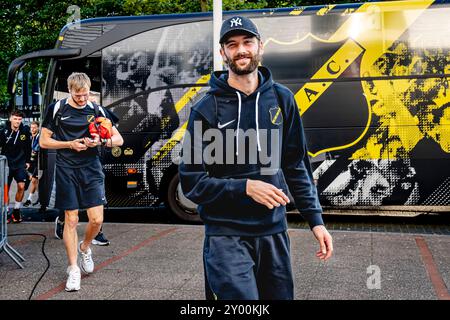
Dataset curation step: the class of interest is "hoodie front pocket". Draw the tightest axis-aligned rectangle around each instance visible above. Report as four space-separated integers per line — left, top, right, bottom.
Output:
230 170 286 212
202 169 288 226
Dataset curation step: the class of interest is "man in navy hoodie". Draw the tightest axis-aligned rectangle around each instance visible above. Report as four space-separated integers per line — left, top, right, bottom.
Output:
179 16 333 300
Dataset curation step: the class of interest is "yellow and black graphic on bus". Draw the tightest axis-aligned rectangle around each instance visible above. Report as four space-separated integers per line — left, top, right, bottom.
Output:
264 34 368 156
327 0 450 160
267 0 447 158
265 0 450 206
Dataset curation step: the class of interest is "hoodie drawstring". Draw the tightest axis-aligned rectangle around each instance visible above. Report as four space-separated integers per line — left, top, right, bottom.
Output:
13 130 19 145
255 92 261 152
7 129 20 145
235 91 242 156
235 91 261 156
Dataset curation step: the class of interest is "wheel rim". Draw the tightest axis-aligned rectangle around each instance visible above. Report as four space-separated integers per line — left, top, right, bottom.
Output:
175 182 198 214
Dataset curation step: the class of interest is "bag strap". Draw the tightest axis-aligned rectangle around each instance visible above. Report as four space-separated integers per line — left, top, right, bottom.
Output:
54 99 105 129
85 100 100 117
53 98 68 127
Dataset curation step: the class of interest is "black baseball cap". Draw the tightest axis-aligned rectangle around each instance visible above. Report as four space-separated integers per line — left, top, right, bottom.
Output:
219 16 260 44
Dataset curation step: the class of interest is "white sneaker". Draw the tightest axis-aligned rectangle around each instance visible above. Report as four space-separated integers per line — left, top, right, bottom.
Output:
65 265 81 292
78 241 94 274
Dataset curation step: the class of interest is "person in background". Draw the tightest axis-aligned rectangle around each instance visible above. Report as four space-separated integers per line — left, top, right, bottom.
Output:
0 109 31 223
24 121 40 207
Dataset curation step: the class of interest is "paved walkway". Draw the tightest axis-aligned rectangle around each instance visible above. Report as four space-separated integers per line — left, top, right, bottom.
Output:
1 221 449 300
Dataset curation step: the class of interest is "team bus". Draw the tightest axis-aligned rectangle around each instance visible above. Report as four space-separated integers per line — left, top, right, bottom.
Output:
7 0 450 222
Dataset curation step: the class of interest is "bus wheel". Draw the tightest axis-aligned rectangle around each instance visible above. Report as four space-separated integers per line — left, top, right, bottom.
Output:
167 173 201 223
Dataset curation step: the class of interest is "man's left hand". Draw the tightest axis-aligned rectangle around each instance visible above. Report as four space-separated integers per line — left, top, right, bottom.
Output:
312 225 333 260
84 133 100 148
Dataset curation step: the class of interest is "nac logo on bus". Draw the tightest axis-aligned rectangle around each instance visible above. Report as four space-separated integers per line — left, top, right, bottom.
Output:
264 34 369 157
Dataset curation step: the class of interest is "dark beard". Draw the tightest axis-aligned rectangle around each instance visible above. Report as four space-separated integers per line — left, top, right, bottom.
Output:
225 52 261 75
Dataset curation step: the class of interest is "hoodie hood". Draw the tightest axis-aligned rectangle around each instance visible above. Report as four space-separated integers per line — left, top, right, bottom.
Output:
207 66 275 155
208 66 274 96
4 121 26 145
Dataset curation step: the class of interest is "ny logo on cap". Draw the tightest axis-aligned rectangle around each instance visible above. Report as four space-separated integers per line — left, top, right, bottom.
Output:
230 17 242 27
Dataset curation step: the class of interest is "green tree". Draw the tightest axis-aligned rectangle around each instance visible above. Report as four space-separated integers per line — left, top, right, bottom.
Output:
0 0 358 107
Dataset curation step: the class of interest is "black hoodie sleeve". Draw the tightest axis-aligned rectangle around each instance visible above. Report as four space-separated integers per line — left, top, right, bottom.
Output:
179 108 247 206
278 86 324 229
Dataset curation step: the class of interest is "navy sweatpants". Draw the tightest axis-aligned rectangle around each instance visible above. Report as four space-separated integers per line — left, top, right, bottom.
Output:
203 231 294 300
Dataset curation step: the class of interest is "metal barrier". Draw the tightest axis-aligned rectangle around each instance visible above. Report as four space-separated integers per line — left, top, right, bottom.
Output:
0 155 25 268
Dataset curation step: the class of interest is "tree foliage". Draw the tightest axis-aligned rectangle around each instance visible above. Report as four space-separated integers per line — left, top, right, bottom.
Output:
0 0 361 106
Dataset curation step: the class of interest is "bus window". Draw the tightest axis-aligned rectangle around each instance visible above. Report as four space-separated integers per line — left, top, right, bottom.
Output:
99 21 212 209
101 20 212 132
53 52 102 102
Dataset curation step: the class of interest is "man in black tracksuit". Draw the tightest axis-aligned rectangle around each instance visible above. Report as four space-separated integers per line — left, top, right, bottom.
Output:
0 110 31 223
179 16 333 300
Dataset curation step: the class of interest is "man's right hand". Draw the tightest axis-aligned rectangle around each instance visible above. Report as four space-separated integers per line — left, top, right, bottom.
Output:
69 139 88 152
246 179 290 209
